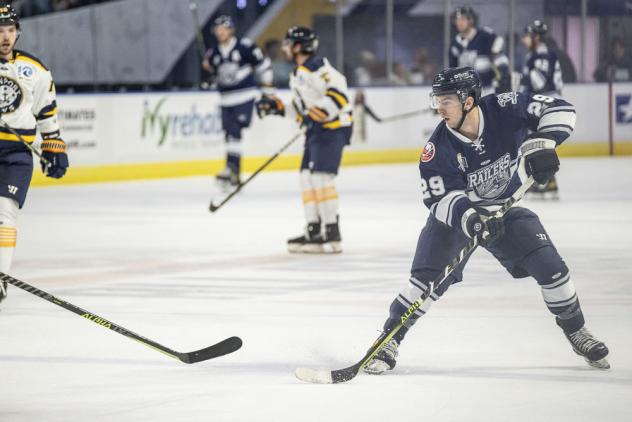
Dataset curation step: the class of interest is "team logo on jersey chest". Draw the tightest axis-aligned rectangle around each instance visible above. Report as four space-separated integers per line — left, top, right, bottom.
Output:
0 76 23 113
466 153 512 199
421 142 435 162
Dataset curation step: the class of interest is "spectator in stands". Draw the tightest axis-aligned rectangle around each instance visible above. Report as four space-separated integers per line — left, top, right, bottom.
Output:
594 37 632 82
389 61 412 85
264 39 292 88
354 50 389 86
409 48 437 85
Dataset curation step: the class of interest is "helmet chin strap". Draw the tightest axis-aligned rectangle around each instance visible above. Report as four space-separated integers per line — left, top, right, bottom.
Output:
455 102 471 130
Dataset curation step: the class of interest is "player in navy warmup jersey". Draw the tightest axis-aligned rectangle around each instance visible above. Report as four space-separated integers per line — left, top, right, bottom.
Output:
520 19 564 198
363 67 609 374
202 16 272 187
450 6 511 96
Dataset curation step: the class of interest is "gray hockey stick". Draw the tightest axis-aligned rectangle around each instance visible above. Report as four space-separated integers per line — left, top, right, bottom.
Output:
209 131 304 213
363 104 434 123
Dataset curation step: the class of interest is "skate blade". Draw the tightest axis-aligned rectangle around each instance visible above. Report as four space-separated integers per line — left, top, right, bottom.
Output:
322 241 342 254
287 243 324 254
585 357 611 370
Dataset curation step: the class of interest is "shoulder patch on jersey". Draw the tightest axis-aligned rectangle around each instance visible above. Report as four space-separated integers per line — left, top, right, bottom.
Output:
14 50 48 71
421 141 436 163
239 37 253 47
496 92 518 107
302 56 325 72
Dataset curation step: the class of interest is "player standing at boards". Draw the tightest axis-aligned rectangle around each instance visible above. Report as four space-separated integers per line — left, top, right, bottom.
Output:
202 15 272 188
363 67 609 374
520 19 563 199
255 27 352 254
0 3 69 304
450 6 511 96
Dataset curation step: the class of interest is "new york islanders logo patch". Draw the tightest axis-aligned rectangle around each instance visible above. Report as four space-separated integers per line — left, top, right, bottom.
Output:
421 142 435 162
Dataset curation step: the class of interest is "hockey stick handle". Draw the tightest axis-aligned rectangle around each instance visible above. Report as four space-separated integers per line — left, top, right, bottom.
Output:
366 176 536 361
209 131 304 213
0 272 243 363
188 1 207 60
1 272 186 360
309 176 537 383
0 117 51 167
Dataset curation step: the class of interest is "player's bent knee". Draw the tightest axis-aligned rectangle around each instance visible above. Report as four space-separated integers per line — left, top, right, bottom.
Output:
521 246 569 287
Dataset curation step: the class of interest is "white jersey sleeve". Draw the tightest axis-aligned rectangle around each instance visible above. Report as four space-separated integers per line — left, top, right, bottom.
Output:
288 57 352 129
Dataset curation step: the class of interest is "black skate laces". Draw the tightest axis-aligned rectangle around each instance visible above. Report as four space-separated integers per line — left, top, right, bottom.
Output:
568 327 601 353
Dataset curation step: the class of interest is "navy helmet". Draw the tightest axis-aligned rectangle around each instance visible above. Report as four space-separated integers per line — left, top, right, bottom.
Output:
0 3 19 29
431 66 482 107
284 26 319 54
454 6 478 26
213 15 234 29
524 19 548 37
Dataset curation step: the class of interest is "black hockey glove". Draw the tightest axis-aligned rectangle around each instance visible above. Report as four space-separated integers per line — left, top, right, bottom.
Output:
465 211 504 247
520 133 560 185
255 95 285 119
40 138 69 179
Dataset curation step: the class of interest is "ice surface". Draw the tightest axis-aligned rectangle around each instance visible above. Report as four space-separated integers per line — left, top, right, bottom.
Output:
1 158 631 422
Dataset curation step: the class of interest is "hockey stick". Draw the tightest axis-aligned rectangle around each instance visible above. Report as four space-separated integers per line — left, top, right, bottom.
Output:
188 0 207 60
295 175 536 383
0 117 51 168
363 104 434 123
209 131 304 213
1 272 243 363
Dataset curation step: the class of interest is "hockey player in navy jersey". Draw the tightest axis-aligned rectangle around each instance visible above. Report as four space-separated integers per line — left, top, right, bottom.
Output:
202 15 273 187
450 6 511 95
520 19 564 199
255 27 352 254
363 67 609 374
0 4 69 304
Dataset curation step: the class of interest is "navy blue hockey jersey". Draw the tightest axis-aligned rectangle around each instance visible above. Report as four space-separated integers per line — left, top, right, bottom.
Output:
205 37 272 106
449 27 510 92
520 44 563 96
419 92 575 232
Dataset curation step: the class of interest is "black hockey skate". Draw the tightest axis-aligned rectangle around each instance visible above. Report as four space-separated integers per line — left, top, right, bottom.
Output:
287 222 324 253
565 326 610 369
0 280 6 304
215 167 240 190
322 222 342 254
364 338 399 375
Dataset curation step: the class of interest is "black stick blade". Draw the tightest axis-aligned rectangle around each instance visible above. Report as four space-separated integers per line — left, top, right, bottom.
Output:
179 336 243 364
209 203 219 212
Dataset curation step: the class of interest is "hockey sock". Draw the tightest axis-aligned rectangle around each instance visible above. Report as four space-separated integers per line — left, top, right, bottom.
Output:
226 135 242 173
300 170 319 224
522 246 585 333
311 172 339 225
384 276 439 343
0 197 18 273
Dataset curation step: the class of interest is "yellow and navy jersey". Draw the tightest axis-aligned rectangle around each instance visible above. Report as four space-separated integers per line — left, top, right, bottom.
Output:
287 56 352 130
0 49 61 146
